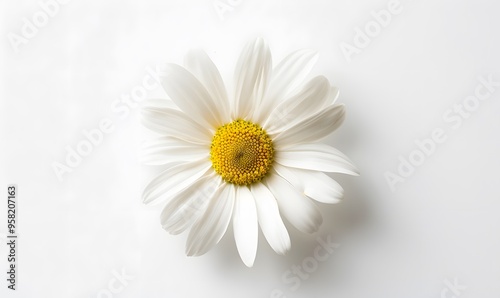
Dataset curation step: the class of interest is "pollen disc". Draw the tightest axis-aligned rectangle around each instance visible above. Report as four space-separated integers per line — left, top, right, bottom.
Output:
210 119 274 185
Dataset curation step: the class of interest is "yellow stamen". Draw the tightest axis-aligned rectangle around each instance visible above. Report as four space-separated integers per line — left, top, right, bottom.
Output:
210 119 274 185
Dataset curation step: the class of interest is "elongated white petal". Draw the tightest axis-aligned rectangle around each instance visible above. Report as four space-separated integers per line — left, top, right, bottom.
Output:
324 86 340 107
265 172 322 234
143 98 179 110
161 175 221 235
186 184 235 256
141 136 196 152
233 186 258 267
141 107 211 144
158 63 225 128
141 137 209 166
141 150 207 166
250 182 290 255
233 38 271 119
269 49 319 100
265 76 330 133
142 160 211 205
276 143 359 175
255 49 318 123
301 170 344 204
184 49 230 124
274 164 343 204
272 104 345 148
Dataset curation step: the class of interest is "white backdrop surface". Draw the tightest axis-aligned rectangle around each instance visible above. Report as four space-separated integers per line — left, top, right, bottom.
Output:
1 0 500 297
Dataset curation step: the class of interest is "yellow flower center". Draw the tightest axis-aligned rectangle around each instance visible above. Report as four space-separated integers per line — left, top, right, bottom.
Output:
210 119 274 185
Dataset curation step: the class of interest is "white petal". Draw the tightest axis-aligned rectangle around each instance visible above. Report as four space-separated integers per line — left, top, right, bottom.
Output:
232 186 258 267
255 49 318 123
272 104 345 148
142 160 211 205
250 182 290 255
141 107 211 144
233 38 272 120
186 184 235 256
265 172 322 234
274 164 344 204
143 98 179 110
276 143 359 175
269 49 319 100
161 175 221 235
324 86 340 107
264 76 330 133
141 137 209 166
184 49 230 124
158 63 225 128
141 136 193 150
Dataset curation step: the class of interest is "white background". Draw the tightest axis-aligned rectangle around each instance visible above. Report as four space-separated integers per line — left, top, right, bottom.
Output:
1 0 500 297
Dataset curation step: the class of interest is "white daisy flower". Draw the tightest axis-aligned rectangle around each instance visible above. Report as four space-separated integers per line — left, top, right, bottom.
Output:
142 38 358 267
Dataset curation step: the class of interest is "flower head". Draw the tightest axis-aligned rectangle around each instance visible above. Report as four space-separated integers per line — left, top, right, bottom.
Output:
142 38 358 267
